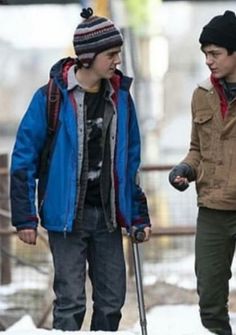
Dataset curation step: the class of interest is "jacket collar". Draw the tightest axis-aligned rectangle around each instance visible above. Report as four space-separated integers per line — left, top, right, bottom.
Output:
198 75 228 119
198 77 213 91
67 64 79 91
67 64 115 101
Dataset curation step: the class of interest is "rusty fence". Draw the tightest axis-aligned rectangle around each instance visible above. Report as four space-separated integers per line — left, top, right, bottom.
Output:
0 153 197 329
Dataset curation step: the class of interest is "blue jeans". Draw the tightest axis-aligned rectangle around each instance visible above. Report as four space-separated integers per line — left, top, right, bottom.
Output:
48 206 126 331
195 207 236 335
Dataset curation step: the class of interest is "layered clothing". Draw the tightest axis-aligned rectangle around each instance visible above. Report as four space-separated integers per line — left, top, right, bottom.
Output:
183 75 236 210
10 58 150 233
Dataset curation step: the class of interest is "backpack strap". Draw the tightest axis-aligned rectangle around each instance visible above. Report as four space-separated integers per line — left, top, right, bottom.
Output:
38 79 61 198
47 78 61 136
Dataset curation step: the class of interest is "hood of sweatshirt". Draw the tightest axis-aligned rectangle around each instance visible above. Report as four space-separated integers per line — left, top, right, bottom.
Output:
48 57 127 97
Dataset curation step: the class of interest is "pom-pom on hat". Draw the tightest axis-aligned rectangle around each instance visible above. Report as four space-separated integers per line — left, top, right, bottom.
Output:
199 10 236 50
73 7 123 68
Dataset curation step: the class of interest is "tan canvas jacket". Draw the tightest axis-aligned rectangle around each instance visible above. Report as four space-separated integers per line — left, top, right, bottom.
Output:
183 77 236 210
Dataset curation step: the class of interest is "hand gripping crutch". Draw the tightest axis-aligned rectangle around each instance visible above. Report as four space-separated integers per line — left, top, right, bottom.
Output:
131 228 148 335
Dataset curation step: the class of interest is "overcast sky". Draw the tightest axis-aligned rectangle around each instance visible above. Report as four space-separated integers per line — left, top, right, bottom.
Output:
0 5 81 48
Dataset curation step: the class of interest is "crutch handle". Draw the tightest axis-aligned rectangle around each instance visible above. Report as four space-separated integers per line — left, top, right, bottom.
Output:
131 227 146 243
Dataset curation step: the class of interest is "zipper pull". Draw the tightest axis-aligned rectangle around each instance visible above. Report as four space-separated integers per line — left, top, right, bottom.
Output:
63 226 67 239
39 199 44 212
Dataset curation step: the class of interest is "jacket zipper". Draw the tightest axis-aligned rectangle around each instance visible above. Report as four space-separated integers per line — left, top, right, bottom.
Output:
63 225 67 239
38 199 44 213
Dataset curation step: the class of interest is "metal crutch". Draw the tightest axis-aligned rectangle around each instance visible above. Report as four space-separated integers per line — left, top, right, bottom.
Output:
131 229 148 335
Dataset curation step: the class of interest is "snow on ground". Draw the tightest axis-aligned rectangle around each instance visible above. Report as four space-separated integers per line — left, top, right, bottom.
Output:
144 253 236 291
1 253 236 334
2 254 236 334
3 305 236 335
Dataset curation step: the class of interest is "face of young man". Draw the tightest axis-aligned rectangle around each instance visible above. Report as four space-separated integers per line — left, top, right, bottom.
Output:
90 46 122 79
202 44 236 82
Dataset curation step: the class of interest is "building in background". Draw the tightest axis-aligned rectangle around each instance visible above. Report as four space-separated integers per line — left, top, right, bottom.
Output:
1 1 236 164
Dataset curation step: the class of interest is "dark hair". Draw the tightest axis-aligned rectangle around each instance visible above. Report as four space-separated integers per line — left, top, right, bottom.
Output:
75 58 84 69
226 48 234 55
200 43 234 55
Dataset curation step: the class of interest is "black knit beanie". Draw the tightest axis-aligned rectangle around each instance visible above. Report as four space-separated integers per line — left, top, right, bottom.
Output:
73 7 123 68
199 10 236 50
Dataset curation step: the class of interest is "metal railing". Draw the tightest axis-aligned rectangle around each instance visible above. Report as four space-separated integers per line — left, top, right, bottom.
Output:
0 153 197 329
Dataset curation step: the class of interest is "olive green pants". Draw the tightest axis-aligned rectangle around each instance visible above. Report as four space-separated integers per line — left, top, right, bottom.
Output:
195 207 236 335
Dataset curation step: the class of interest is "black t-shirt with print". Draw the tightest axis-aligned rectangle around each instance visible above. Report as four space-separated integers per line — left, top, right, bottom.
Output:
84 82 105 206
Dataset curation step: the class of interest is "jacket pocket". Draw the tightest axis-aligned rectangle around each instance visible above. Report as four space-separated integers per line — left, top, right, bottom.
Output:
193 110 214 152
194 111 213 124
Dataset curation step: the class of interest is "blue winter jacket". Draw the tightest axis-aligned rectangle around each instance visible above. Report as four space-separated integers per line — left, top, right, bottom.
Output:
10 58 150 233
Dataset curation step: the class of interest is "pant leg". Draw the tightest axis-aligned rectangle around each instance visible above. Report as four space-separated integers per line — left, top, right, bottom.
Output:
195 207 235 335
48 231 88 331
86 207 126 331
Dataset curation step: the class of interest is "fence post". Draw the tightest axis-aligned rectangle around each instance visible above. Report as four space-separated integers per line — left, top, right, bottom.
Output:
0 154 11 284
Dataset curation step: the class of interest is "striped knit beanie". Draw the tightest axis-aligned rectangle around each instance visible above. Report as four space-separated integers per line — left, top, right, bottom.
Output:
73 7 123 68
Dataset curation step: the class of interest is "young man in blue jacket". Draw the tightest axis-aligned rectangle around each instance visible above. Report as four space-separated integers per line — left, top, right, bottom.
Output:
10 7 151 332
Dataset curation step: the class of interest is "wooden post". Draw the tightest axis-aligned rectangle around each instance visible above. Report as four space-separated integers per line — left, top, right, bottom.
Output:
0 154 11 284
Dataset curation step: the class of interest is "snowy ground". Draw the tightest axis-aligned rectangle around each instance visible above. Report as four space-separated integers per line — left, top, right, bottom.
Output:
2 305 236 335
2 253 236 334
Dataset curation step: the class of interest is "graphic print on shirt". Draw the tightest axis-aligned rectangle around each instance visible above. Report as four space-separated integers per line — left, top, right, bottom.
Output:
86 117 103 182
84 83 105 206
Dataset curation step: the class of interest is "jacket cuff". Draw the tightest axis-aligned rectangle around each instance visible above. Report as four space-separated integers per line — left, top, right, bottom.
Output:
15 222 38 231
131 221 151 229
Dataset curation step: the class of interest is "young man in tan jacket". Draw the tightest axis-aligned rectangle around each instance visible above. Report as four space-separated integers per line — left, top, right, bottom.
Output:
169 10 236 335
